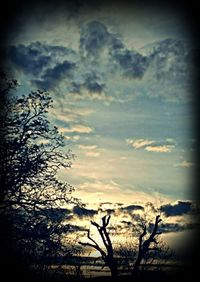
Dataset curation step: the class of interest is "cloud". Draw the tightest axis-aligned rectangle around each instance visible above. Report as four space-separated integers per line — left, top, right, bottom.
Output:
32 60 76 89
78 145 98 150
148 222 196 234
100 208 115 215
7 43 50 75
7 42 76 76
79 20 149 79
8 26 193 103
49 104 94 125
99 202 113 207
79 21 112 57
77 180 121 194
83 72 105 93
72 205 98 218
146 38 191 83
78 144 101 157
145 145 174 153
64 135 80 142
61 124 93 134
85 151 100 157
112 49 149 78
160 201 192 217
120 204 144 213
126 139 154 149
70 71 106 95
126 138 175 153
174 160 194 168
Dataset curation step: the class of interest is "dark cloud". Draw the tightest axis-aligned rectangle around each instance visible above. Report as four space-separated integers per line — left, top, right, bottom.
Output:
116 203 123 206
79 20 125 60
80 21 112 57
106 209 115 215
6 21 193 102
73 205 98 218
146 38 191 82
7 44 51 76
112 49 149 78
110 37 124 51
83 72 105 93
97 208 115 215
70 71 105 94
147 38 188 57
7 42 76 77
99 202 113 207
148 222 198 234
160 201 192 217
79 21 148 79
120 204 144 213
32 60 76 89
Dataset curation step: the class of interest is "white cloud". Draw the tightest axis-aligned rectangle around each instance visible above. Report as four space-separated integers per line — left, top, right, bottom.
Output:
78 144 100 157
61 124 93 134
174 160 194 168
49 105 94 123
145 145 174 153
126 138 175 153
79 145 98 150
85 151 101 157
50 111 76 122
120 156 127 160
126 138 154 149
74 180 170 207
66 91 115 103
64 135 80 141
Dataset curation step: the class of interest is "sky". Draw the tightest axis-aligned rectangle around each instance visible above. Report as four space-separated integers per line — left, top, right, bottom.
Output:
4 1 198 257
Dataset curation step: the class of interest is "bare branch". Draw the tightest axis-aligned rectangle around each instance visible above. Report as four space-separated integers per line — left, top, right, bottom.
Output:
79 216 117 277
132 215 162 276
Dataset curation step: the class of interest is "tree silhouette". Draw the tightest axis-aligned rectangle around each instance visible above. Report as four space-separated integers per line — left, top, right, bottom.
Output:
132 215 162 276
79 215 118 278
0 80 75 212
0 74 78 279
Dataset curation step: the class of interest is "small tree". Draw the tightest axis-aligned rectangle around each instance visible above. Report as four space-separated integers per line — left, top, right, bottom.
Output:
132 215 162 276
79 215 118 278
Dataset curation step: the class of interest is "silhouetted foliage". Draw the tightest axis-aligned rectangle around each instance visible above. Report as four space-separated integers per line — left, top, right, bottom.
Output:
0 73 79 279
0 82 75 211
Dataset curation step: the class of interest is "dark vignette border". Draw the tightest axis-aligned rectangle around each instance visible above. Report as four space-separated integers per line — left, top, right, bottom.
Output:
0 0 199 281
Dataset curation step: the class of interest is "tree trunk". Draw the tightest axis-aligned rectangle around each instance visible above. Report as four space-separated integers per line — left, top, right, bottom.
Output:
132 254 142 276
109 260 118 278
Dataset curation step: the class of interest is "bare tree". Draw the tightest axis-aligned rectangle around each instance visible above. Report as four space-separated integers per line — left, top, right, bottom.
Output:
132 215 162 276
79 215 118 278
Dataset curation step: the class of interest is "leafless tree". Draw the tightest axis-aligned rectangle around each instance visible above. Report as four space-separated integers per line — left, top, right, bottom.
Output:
79 215 118 278
132 215 162 276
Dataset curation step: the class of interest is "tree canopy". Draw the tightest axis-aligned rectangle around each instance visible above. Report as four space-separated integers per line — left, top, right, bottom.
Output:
0 84 75 213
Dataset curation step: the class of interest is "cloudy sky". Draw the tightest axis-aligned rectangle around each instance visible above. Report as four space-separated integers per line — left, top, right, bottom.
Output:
4 1 197 256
